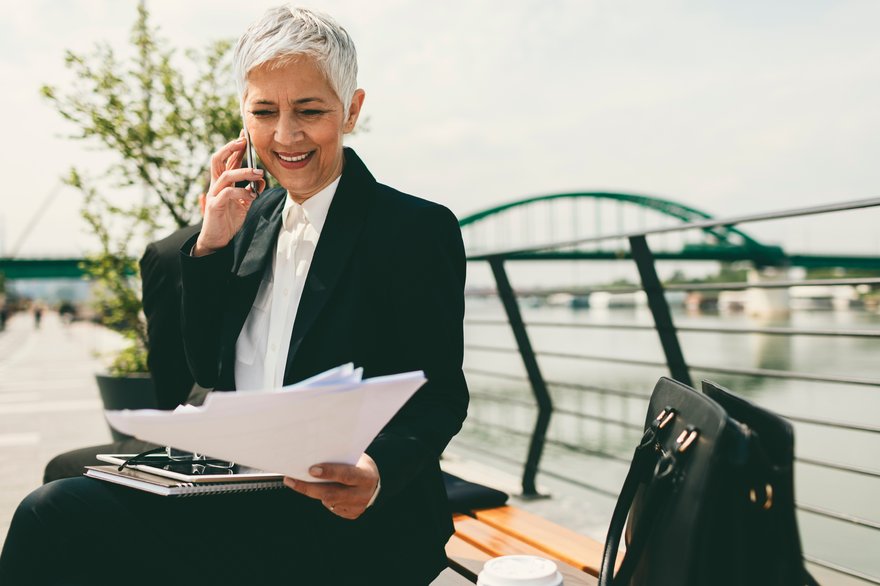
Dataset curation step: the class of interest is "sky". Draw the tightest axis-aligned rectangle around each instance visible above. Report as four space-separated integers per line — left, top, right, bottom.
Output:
1 0 879 259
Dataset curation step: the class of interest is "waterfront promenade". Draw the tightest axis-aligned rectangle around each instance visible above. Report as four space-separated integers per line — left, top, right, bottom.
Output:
0 311 123 544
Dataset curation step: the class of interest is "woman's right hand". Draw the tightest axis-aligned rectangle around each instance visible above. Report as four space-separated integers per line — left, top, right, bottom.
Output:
193 136 266 257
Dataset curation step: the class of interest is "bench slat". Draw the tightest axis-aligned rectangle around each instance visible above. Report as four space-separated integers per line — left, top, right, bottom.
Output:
455 514 553 559
474 506 605 576
452 515 598 586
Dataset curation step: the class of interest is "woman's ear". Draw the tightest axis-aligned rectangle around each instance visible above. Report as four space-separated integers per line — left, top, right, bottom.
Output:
344 89 366 133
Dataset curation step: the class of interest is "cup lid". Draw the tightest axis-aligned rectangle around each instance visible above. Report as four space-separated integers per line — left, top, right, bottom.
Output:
477 555 563 586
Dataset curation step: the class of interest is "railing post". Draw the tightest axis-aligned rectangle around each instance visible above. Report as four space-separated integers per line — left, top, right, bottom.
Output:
629 235 692 386
488 257 552 498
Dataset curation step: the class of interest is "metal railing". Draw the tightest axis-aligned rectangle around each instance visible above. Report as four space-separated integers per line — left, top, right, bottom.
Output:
459 196 880 584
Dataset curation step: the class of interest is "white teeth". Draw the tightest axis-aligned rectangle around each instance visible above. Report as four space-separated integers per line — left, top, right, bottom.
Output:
278 152 310 162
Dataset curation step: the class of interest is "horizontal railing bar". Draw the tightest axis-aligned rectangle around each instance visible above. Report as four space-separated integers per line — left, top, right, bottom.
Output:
804 555 880 585
543 378 652 400
467 318 880 339
468 318 653 330
464 367 528 382
553 406 644 431
471 391 644 431
467 277 880 295
468 345 674 372
473 389 880 438
537 349 674 368
797 457 880 479
665 277 880 291
536 466 621 499
467 417 633 464
467 196 880 260
468 286 646 295
470 392 536 408
798 503 880 531
464 367 652 400
688 363 880 387
466 369 880 434
451 439 531 470
492 346 880 386
546 438 635 465
453 438 619 499
679 324 880 338
783 414 880 435
466 343 521 355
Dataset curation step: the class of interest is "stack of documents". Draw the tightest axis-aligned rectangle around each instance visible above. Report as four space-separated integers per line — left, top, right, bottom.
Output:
105 365 426 482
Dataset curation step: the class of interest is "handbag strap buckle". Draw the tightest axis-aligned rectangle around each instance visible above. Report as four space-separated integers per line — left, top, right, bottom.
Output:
749 483 774 510
676 427 699 453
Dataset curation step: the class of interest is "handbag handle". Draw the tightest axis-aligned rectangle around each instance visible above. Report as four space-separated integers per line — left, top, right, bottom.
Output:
600 411 680 586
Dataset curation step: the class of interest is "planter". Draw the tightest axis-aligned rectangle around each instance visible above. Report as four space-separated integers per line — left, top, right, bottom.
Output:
95 373 157 442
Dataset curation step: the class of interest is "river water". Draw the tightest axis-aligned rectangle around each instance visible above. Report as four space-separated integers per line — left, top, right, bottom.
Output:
454 300 880 581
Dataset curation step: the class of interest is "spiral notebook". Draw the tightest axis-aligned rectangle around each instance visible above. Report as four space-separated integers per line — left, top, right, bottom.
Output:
84 465 285 497
94 453 283 484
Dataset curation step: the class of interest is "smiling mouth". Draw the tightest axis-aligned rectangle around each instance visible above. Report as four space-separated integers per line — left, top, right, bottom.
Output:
275 151 314 164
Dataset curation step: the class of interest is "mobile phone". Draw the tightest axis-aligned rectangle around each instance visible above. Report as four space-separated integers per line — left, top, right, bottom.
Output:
235 118 261 193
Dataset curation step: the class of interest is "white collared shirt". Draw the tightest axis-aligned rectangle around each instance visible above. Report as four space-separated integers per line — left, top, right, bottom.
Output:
235 177 340 391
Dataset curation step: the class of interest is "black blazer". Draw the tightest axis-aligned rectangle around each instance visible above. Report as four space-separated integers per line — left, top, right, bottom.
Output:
139 222 201 409
180 148 469 584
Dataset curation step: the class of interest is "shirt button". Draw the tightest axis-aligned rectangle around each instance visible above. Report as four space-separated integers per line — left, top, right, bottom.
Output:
271 343 277 351
284 288 289 296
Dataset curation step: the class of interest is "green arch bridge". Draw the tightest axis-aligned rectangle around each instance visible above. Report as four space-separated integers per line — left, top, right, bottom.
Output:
2 191 879 280
458 191 880 269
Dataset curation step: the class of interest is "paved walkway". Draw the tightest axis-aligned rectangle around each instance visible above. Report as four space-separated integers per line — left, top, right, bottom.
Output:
0 311 124 545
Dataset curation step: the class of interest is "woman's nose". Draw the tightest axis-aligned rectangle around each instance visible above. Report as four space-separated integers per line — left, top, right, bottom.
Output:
275 114 305 143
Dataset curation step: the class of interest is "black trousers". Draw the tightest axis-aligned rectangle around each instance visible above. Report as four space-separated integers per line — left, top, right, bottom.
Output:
0 477 402 586
42 439 157 484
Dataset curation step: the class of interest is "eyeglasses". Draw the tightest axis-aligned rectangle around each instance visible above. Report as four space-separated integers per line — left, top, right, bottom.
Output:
118 447 236 475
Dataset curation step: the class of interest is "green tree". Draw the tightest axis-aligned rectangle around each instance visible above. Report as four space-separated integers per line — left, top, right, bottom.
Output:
41 4 241 374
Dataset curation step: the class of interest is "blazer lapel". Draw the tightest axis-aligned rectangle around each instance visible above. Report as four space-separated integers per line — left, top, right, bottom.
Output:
235 192 286 278
283 149 376 379
222 190 285 359
235 214 274 280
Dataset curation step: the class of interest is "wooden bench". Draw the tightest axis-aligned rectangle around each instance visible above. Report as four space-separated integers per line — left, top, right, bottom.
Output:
442 504 613 585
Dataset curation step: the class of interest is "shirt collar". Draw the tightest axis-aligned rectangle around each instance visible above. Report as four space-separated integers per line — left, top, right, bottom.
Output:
281 175 341 234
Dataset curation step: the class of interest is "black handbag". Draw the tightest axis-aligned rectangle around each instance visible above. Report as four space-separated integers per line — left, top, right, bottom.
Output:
598 377 818 586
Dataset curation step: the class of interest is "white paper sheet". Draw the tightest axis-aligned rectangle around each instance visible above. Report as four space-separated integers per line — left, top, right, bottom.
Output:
105 368 426 481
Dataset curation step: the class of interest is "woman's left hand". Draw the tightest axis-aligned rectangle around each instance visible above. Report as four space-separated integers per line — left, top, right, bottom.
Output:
284 453 380 520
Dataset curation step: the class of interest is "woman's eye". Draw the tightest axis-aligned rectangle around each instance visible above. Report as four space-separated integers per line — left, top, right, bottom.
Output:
251 110 275 117
300 109 326 117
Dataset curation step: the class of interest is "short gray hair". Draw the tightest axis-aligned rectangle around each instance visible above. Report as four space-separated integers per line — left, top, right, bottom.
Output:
233 5 358 110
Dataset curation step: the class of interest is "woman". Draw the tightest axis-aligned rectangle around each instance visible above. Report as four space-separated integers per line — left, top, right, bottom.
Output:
0 6 468 585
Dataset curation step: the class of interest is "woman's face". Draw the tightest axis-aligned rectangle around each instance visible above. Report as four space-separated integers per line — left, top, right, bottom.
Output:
244 56 364 201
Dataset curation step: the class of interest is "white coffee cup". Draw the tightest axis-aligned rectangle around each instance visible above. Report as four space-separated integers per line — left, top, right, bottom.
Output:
476 555 564 586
